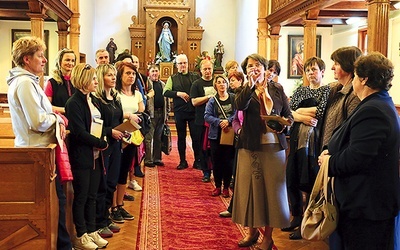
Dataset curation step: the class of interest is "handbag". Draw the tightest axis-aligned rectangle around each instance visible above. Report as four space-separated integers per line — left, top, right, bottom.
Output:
301 155 337 241
161 123 172 155
214 96 234 146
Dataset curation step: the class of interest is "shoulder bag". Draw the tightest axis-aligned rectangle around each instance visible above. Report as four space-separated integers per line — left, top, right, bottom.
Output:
214 97 234 146
301 155 338 241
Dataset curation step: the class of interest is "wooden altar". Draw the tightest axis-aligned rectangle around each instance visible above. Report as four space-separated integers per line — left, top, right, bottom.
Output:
129 0 204 76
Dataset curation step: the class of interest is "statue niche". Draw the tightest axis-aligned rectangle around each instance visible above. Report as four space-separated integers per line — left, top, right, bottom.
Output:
156 18 177 63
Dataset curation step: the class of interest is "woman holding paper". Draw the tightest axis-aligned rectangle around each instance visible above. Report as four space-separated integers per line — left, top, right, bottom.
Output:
232 54 293 250
94 64 124 237
204 75 236 198
110 61 144 224
65 63 109 249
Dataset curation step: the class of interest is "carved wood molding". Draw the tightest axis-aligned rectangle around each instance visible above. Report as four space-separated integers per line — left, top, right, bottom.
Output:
267 0 345 26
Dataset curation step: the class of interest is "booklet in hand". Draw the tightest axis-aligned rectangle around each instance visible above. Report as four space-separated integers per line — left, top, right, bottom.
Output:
114 119 141 133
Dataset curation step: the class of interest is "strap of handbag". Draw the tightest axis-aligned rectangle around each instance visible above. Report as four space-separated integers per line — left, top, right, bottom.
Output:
213 96 228 119
310 156 335 203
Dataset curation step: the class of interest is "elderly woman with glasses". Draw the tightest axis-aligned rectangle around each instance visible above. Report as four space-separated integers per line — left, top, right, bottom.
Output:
232 54 293 250
65 63 109 249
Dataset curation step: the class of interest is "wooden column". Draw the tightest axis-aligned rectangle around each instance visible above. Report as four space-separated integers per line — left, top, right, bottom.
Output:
27 13 45 39
302 18 319 86
366 0 390 56
57 21 70 50
69 0 80 63
57 31 69 49
26 13 46 88
257 0 269 57
268 26 281 60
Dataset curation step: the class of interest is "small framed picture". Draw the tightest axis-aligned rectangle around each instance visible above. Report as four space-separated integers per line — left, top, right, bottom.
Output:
288 35 321 79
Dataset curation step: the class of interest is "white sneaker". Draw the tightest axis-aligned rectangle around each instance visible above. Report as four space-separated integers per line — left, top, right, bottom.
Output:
74 233 98 250
128 180 142 191
88 231 108 249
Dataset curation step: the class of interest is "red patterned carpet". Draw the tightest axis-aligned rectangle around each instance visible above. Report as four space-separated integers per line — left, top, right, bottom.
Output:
137 136 251 250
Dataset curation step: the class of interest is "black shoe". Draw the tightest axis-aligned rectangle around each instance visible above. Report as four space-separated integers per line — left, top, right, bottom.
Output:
289 228 302 240
177 162 188 170
118 206 134 220
123 193 135 201
193 161 202 170
154 161 165 166
145 162 156 167
281 216 302 232
202 176 211 182
110 208 124 224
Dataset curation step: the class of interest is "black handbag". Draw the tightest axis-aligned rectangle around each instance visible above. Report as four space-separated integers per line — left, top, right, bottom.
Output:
161 123 172 155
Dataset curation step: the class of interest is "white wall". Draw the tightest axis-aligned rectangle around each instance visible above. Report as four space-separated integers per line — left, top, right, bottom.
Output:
234 0 259 63
87 0 137 66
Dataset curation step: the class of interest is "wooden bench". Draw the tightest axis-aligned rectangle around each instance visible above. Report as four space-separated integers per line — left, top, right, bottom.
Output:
0 144 58 249
0 117 14 147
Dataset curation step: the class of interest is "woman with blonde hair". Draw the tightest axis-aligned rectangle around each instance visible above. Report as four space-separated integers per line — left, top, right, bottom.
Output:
44 48 76 113
7 36 72 250
65 63 109 249
93 64 125 237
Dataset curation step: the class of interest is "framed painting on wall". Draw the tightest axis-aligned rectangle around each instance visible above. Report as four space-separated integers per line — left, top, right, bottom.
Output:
11 29 50 75
288 35 321 79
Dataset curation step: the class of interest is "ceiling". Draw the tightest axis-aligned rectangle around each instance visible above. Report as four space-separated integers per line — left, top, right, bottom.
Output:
269 0 400 27
0 0 72 23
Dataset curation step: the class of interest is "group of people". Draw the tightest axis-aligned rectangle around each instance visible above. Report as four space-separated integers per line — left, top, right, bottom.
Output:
7 36 169 250
6 34 399 250
167 48 399 250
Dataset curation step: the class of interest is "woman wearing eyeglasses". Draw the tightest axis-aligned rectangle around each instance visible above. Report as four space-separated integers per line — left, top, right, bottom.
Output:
65 63 109 249
232 54 293 250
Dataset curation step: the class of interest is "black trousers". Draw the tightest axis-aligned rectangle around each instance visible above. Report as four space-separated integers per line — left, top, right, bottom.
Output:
96 141 122 228
210 139 235 189
173 111 197 164
55 173 72 249
72 158 102 237
336 214 394 250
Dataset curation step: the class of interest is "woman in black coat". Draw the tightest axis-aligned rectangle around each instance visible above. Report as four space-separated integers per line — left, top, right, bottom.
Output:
319 52 400 250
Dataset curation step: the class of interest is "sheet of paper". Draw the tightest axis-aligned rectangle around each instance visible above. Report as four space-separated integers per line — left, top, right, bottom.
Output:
90 118 103 138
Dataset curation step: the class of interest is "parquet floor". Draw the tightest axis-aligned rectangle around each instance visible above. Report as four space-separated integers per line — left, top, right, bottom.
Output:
104 164 329 250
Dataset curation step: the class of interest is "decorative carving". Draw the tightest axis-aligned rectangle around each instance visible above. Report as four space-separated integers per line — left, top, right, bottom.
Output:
148 12 159 24
195 17 202 26
131 15 137 25
174 13 186 24
135 42 143 49
189 42 197 50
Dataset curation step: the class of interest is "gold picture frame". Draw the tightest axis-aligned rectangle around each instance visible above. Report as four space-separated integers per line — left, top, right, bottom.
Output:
11 29 50 75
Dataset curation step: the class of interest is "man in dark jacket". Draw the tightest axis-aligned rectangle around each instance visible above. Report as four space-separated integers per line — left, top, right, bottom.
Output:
163 54 200 169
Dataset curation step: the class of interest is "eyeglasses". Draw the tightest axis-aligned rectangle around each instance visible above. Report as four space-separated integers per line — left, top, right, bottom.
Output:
177 61 188 65
84 64 92 70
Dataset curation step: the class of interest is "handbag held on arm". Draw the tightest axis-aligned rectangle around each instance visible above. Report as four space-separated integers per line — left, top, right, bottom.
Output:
214 96 234 146
301 155 338 241
161 123 172 155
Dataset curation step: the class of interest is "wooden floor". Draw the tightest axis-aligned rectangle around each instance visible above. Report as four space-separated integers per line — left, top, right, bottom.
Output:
104 165 329 250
